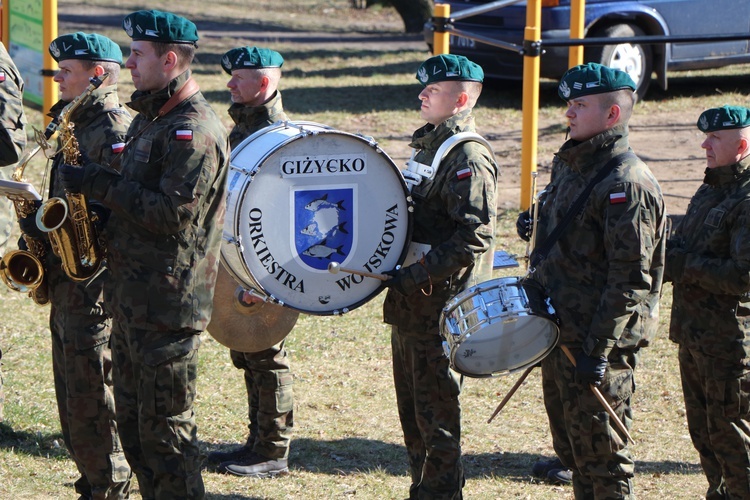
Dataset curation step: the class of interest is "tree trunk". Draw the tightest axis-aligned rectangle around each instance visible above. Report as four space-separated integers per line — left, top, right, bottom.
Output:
385 0 433 33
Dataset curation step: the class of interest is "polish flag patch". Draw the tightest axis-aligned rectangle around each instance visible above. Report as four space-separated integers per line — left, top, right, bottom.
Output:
175 129 193 141
609 192 627 204
0 72 6 83
111 142 125 154
456 167 472 180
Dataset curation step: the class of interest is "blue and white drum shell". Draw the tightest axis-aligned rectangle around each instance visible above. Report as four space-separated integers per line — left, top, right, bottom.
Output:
222 121 413 315
440 276 560 378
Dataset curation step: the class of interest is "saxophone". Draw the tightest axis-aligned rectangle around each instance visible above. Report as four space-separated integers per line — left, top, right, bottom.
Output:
0 119 63 304
0 176 49 303
36 73 109 282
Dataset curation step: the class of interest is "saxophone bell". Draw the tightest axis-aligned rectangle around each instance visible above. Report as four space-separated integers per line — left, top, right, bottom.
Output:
0 249 44 292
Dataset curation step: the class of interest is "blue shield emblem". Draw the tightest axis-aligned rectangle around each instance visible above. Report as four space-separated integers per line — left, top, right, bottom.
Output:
294 188 354 270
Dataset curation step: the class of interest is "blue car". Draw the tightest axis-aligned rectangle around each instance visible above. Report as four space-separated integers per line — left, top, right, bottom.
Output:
424 0 750 99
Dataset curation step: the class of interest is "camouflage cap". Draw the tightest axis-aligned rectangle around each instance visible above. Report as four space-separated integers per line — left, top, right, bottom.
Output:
122 10 199 45
416 54 484 86
697 105 750 132
221 47 284 74
49 32 122 64
558 63 636 101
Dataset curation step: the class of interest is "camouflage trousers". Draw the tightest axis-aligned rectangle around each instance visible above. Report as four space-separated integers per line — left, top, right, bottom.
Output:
50 306 131 499
230 339 294 460
679 345 750 500
541 347 637 500
391 326 464 500
111 321 204 499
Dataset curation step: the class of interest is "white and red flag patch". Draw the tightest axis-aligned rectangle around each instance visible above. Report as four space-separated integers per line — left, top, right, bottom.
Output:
456 167 472 180
609 192 627 204
175 129 193 141
111 142 125 154
0 72 6 83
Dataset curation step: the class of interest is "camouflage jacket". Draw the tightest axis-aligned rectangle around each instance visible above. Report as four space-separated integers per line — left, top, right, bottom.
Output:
0 42 26 171
45 86 131 324
667 156 750 365
533 124 666 357
81 71 229 332
228 90 288 148
383 109 498 334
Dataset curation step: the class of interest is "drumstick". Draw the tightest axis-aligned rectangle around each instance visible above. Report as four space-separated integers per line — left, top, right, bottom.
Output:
560 345 635 445
487 365 535 424
327 262 388 281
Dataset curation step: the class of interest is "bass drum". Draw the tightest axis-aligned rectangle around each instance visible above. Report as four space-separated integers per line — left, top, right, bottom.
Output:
440 276 560 378
222 121 412 315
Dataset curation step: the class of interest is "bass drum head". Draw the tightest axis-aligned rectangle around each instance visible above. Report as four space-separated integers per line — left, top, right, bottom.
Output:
223 121 412 315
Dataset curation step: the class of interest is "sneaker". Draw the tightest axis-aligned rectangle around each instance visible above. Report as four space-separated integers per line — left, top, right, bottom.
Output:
207 445 254 464
547 467 573 485
220 453 289 478
532 457 564 478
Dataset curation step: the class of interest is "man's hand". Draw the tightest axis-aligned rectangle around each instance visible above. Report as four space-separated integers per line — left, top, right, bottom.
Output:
574 351 608 386
516 209 533 242
58 163 85 193
664 245 687 283
383 267 412 297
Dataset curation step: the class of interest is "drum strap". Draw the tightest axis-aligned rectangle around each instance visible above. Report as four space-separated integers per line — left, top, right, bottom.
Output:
529 151 636 270
403 132 495 189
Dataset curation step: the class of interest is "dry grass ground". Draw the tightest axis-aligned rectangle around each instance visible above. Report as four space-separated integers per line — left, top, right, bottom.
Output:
1 0 749 498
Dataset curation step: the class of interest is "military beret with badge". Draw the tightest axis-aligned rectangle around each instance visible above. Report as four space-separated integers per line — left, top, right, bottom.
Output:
416 54 484 86
122 9 199 45
221 47 284 74
49 32 122 64
697 105 750 132
558 62 636 101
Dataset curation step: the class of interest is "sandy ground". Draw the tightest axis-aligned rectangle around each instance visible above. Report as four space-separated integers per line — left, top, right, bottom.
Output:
495 109 707 216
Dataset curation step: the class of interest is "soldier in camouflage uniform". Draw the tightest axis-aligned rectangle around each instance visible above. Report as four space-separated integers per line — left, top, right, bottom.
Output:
17 32 133 499
0 41 27 423
206 46 293 479
665 105 750 500
382 54 497 500
522 63 666 499
59 11 229 499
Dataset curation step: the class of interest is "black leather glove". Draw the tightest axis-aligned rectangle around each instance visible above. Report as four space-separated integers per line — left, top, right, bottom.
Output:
574 351 608 386
58 163 85 193
383 267 412 297
89 203 109 232
384 263 432 297
18 200 43 239
17 234 28 251
516 209 532 242
664 247 687 284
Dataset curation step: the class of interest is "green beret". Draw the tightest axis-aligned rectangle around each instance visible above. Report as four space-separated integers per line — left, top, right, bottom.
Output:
558 63 636 101
697 105 750 132
221 47 284 74
122 10 198 45
416 54 484 86
49 32 122 64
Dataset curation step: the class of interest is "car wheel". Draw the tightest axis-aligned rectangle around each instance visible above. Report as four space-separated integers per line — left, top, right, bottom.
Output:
587 23 652 101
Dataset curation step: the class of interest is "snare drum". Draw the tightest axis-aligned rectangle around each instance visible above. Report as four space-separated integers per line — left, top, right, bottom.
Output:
440 276 560 378
222 121 412 315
